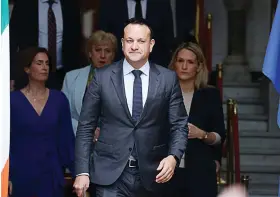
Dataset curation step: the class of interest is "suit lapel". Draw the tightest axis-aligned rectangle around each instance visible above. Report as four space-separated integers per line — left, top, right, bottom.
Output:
74 66 90 114
136 63 160 126
110 60 134 123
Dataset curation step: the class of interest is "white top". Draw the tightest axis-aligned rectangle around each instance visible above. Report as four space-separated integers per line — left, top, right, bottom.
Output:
179 91 194 168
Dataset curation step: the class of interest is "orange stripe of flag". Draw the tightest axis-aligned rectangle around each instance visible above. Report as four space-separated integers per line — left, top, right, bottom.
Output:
1 159 9 197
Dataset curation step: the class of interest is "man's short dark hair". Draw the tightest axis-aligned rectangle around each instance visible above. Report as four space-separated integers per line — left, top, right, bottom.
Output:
123 18 154 39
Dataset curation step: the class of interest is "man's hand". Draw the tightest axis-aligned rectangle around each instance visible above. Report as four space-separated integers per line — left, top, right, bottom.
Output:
73 175 90 197
156 155 177 183
188 123 205 139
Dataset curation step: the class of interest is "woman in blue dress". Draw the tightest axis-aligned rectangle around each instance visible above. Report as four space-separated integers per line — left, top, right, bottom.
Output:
10 47 75 197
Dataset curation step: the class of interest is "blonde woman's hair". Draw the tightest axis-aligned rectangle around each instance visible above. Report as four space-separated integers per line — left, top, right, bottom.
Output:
86 30 118 59
169 42 209 90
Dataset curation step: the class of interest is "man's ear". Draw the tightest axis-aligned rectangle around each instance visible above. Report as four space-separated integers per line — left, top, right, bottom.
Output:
121 38 124 48
149 39 155 52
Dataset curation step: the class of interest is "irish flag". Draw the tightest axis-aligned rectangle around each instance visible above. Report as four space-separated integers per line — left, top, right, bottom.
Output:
0 0 10 196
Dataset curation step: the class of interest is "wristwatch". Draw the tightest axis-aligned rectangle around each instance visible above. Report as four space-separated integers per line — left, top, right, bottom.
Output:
204 132 208 139
199 131 208 140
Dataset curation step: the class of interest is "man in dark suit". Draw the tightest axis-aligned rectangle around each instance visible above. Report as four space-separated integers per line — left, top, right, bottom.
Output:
97 0 174 68
73 18 188 197
175 0 196 44
9 0 82 89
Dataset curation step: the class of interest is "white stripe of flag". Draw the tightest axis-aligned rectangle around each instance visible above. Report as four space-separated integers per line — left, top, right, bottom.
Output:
0 0 10 196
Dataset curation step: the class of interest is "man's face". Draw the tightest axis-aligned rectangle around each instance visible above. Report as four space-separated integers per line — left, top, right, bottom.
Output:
122 24 155 64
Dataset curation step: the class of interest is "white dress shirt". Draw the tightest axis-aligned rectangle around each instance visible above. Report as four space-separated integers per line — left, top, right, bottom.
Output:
38 0 63 69
123 59 149 114
127 0 147 19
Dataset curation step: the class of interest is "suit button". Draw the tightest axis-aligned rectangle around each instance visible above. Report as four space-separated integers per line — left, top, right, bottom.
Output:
129 148 132 151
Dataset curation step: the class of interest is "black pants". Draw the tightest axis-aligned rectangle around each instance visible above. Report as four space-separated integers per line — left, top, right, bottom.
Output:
165 165 217 197
95 165 162 197
88 183 97 197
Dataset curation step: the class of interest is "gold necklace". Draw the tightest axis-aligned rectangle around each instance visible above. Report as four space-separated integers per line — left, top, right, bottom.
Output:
25 86 47 103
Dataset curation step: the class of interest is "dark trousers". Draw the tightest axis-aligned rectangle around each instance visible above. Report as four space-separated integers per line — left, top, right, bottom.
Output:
88 183 97 197
95 165 162 197
165 165 217 197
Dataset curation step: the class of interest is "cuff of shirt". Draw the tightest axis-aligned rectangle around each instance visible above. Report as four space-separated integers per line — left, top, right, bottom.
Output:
76 173 90 177
210 132 221 145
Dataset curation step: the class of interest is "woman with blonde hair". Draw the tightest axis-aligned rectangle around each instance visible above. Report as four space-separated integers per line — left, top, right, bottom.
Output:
166 42 226 197
62 30 117 136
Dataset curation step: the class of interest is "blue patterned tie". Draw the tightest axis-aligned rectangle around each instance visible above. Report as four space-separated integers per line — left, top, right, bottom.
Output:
131 70 143 160
48 0 57 72
132 70 143 123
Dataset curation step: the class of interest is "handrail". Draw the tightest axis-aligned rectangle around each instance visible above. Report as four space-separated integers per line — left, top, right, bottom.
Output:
232 100 241 183
205 14 212 72
226 99 235 185
225 99 245 187
216 63 223 99
195 0 205 45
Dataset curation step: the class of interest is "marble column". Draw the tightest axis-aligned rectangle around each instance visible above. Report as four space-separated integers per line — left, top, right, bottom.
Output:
223 0 252 83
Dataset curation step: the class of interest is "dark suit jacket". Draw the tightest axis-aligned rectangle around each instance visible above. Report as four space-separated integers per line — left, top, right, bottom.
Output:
175 0 196 44
186 87 226 167
97 0 174 67
9 0 82 79
75 60 188 191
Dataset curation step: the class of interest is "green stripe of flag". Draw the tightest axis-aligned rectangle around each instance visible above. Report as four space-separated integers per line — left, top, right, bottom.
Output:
1 0 9 34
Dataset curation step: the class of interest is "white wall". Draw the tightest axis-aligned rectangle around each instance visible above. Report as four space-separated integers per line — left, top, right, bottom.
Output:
246 0 271 72
204 0 228 69
204 0 271 71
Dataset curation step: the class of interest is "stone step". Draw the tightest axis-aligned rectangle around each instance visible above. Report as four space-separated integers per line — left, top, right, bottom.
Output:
249 195 278 197
223 103 264 114
219 171 279 185
223 97 264 105
224 114 268 121
239 130 280 138
239 137 280 151
240 147 280 155
223 84 261 100
221 163 280 174
223 82 260 87
242 173 279 185
224 114 268 131
219 171 279 196
240 155 280 171
249 183 279 196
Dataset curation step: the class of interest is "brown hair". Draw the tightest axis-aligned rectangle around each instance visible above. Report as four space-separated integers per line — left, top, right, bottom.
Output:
86 30 118 60
169 42 208 90
15 47 50 90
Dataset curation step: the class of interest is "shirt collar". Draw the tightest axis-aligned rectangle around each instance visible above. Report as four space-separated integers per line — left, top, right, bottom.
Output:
123 58 150 76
